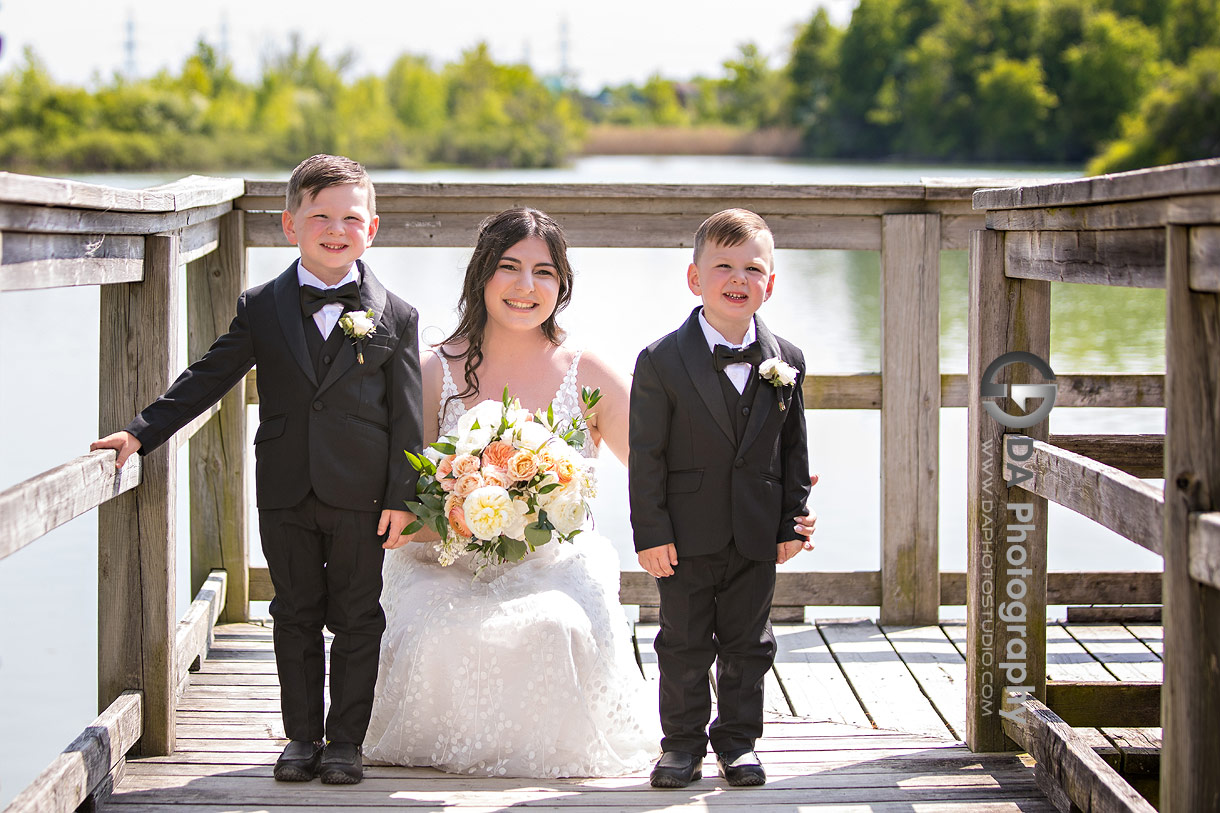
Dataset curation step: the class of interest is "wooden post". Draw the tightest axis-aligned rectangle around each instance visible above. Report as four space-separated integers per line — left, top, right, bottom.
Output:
98 234 179 756
1162 224 1220 811
187 211 248 622
966 228 1051 752
880 213 941 624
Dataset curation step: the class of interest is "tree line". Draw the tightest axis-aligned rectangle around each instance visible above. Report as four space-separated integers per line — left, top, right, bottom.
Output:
1 0 1216 174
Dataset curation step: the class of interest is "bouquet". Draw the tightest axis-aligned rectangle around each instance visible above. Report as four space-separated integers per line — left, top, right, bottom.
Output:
403 387 602 569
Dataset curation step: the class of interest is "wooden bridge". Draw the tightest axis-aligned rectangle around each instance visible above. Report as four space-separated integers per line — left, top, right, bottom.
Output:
1 159 1218 811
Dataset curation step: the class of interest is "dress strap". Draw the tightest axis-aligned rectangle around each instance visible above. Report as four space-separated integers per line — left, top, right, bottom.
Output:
552 348 584 421
438 353 463 434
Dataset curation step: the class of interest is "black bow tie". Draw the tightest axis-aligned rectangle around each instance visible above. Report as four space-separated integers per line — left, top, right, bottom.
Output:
300 281 361 316
712 341 763 372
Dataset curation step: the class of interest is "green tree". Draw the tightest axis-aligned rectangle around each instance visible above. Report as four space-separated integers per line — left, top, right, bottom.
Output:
1088 46 1220 173
785 8 842 132
1163 0 1220 62
975 55 1058 160
719 43 785 128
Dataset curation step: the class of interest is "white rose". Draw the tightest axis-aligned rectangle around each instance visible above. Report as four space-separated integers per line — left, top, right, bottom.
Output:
760 357 798 387
513 421 552 452
341 309 376 337
548 495 587 536
456 399 504 438
462 485 515 541
456 426 493 456
502 498 531 540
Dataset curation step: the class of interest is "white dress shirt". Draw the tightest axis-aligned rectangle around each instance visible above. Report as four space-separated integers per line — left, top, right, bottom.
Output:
297 261 360 338
698 309 757 394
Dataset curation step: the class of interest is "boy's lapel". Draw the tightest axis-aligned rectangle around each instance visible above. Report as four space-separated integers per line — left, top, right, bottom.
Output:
272 263 319 387
676 308 735 444
316 260 387 395
739 317 782 452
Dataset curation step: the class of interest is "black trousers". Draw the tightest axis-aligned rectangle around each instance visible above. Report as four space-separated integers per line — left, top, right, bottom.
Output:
259 492 386 744
654 542 776 756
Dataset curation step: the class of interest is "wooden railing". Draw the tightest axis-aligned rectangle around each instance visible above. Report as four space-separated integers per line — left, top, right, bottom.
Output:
0 168 1190 809
966 158 1220 813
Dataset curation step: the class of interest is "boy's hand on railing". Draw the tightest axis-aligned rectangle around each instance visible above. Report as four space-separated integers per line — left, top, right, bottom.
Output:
91 431 142 469
379 509 416 549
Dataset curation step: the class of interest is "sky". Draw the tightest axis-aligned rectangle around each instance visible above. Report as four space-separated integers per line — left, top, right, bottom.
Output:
0 1 856 92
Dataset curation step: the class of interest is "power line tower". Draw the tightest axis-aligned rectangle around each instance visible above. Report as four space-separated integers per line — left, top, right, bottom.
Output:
124 10 137 77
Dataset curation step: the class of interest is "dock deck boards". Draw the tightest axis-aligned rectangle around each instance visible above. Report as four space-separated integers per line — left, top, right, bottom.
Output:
96 618 1162 811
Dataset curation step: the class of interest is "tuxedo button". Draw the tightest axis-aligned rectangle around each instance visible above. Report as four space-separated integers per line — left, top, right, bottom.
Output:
323 354 332 365
741 406 750 416
734 458 744 468
313 401 323 411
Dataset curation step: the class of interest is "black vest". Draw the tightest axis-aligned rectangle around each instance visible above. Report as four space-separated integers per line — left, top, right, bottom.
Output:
303 314 347 383
717 366 760 443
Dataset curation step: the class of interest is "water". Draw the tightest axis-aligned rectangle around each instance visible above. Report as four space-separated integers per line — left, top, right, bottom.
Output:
0 155 1165 805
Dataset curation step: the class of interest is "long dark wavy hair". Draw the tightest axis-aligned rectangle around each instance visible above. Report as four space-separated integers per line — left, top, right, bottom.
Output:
439 208 575 409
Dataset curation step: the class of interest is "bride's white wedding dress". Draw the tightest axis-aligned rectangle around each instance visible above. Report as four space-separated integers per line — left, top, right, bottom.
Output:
364 350 660 777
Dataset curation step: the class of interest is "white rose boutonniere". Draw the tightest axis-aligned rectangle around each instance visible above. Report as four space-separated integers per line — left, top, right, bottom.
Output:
759 357 799 411
339 309 377 363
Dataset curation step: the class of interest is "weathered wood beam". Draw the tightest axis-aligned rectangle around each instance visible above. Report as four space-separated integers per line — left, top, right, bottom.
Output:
98 234 179 756
187 210 249 622
0 200 234 236
985 194 1220 231
1190 225 1220 293
1162 223 1220 812
174 402 221 448
2 690 142 813
1045 680 1161 727
880 213 940 624
1004 229 1166 288
1050 434 1164 479
941 571 1161 606
174 570 227 680
1188 512 1220 591
177 218 220 266
0 232 143 291
1001 696 1157 813
967 228 1051 752
974 157 1220 210
1004 437 1164 556
0 171 242 211
1065 605 1161 623
0 450 141 562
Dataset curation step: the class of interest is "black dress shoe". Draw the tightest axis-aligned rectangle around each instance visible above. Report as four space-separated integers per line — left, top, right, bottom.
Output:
716 748 766 786
274 739 323 782
650 750 702 788
319 741 364 785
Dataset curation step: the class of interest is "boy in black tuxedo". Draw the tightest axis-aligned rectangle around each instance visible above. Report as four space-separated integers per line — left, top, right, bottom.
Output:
629 209 812 788
91 154 423 785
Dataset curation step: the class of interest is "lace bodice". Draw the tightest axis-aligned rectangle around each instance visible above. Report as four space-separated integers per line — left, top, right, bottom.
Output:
437 348 596 456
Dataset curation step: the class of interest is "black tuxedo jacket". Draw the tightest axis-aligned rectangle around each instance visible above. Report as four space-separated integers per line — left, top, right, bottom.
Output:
628 308 810 561
127 259 423 512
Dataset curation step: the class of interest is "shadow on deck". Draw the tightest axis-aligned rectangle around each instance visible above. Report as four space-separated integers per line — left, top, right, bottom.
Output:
94 618 1167 811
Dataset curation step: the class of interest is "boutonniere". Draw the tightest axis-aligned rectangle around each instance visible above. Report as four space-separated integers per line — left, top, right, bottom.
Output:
759 357 798 411
339 309 377 363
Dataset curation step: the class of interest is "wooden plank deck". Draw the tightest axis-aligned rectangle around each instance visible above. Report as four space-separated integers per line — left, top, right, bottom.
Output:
97 618 1167 812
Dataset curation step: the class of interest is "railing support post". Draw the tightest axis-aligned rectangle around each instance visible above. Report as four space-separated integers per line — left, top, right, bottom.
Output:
966 228 1050 752
187 210 249 622
98 234 179 756
880 213 941 624
1162 224 1220 811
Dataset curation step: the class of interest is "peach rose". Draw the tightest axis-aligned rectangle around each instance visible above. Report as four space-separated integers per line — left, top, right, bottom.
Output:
445 494 471 537
482 467 514 490
437 455 455 478
507 451 539 482
535 447 557 472
453 471 484 497
553 455 577 485
481 440 515 470
452 453 481 476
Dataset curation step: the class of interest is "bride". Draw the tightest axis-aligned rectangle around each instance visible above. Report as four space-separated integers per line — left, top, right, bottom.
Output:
363 208 661 776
